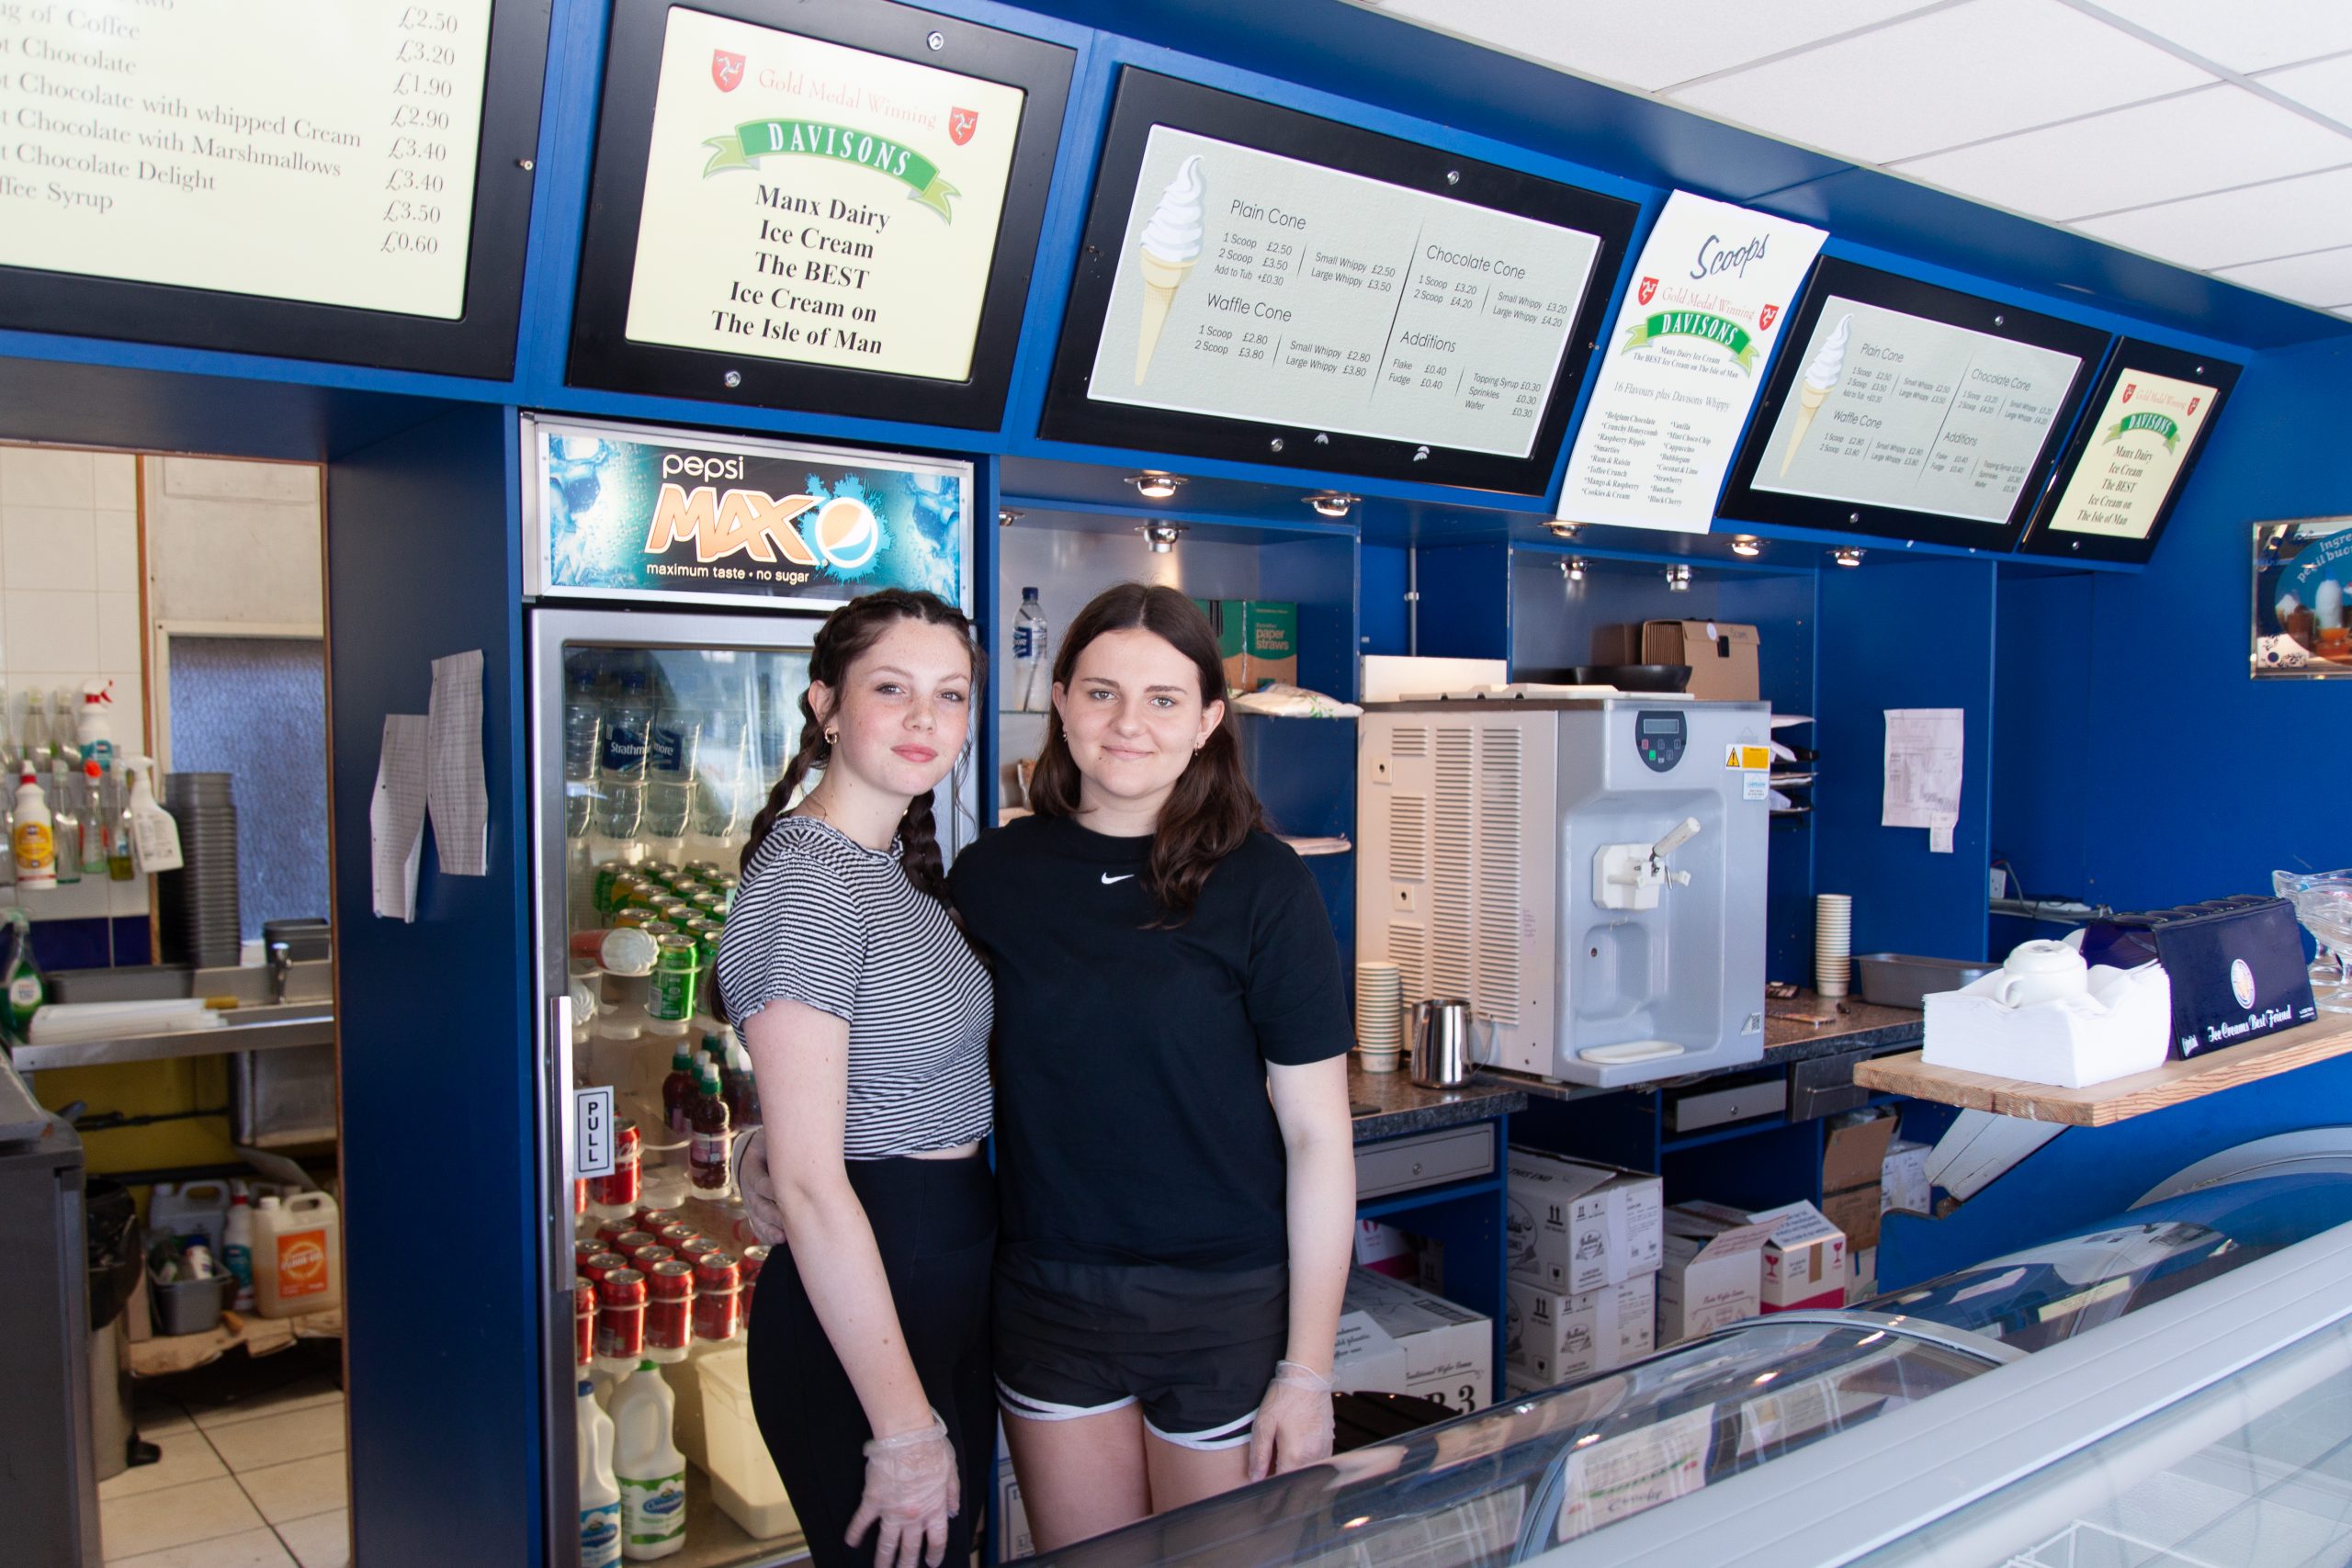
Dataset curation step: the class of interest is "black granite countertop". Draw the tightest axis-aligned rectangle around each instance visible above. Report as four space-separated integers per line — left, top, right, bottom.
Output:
1349 1059 1526 1143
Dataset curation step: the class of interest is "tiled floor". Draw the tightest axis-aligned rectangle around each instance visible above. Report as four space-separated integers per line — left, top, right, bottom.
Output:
102 1371 349 1568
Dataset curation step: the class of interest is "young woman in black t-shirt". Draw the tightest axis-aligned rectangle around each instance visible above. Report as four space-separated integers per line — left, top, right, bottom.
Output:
953 584 1356 1549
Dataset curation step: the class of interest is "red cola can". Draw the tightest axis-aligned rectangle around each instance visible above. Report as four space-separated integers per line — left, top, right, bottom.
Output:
739 1244 768 1319
645 1259 695 1355
611 1229 657 1257
693 1252 740 1342
628 1244 675 1274
657 1223 701 1248
574 1178 588 1218
678 1235 720 1263
587 1121 641 1211
595 1269 646 1361
595 1217 633 1247
575 1237 602 1265
575 1277 597 1368
638 1207 682 1232
581 1251 629 1290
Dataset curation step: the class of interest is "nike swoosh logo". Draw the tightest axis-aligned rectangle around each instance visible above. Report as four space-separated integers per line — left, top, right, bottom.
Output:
1101 873 1135 885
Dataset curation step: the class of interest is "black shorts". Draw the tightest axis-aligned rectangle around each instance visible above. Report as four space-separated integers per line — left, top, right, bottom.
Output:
994 1253 1287 1451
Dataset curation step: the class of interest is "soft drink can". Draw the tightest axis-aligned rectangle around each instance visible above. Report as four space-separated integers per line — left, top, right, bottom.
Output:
739 1244 768 1318
638 1208 683 1234
678 1235 720 1262
575 1277 597 1368
611 908 650 931
657 1222 702 1248
693 1252 741 1342
594 1269 646 1361
628 1243 676 1272
689 891 724 918
650 933 698 1021
595 1217 634 1247
586 1120 641 1211
645 1259 695 1354
581 1251 630 1289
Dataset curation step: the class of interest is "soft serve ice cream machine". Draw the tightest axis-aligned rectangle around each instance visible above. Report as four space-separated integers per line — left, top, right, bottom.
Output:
1357 698 1771 1087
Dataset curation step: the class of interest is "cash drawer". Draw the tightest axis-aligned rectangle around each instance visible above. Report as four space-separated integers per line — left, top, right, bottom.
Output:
1354 1124 1496 1200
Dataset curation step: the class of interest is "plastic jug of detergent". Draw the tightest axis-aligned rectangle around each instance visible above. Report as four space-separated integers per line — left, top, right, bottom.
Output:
579 1379 624 1568
251 1192 343 1318
610 1360 687 1559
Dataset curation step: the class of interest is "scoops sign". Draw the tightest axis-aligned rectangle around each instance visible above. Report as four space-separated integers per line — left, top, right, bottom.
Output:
531 418 972 612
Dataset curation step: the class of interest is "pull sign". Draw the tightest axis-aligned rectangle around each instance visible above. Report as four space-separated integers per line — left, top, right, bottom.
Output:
575 1085 616 1179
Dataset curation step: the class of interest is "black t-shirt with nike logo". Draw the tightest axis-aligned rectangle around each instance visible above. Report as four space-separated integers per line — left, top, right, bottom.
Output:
948 811 1351 1270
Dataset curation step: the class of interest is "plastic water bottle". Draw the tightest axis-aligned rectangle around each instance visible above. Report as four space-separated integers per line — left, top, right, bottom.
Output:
563 662 603 839
1014 587 1049 712
598 667 652 839
644 703 700 840
690 715 745 841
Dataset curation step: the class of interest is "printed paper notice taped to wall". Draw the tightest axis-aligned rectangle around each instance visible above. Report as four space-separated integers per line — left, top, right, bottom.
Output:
1883 708 1962 853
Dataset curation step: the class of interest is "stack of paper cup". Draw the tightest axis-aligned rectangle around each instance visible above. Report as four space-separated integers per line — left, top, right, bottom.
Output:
1355 961 1403 1072
1815 894 1853 998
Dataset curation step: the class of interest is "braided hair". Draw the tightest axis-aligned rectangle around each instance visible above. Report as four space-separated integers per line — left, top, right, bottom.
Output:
735 588 981 906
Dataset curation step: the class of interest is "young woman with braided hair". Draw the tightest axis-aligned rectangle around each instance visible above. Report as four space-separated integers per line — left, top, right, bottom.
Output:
711 588 992 1568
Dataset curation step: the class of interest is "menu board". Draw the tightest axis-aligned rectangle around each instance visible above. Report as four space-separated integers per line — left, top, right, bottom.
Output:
622 6 1027 382
1041 71 1635 494
2022 341 2240 562
1084 127 1603 459
0 0 493 319
1749 297 2083 525
1558 192 1826 534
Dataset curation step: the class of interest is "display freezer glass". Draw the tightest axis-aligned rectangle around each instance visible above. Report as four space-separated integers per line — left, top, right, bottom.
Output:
1029 1322 1995 1568
534 609 845 1568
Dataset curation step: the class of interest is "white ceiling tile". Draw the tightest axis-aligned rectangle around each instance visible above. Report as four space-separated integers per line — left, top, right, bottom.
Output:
2073 165 2352 267
2261 53 2352 127
2085 0 2352 74
1667 0 2214 164
1356 0 1934 93
2212 245 2352 307
1893 85 2352 220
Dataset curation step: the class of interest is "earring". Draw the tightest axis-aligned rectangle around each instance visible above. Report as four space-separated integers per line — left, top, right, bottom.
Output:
823 728 839 745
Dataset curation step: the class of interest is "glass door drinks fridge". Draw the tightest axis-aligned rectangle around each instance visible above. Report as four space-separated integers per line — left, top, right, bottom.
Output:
523 416 976 1568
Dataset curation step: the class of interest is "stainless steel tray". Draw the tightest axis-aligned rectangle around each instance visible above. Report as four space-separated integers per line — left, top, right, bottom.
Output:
1855 953 1996 1010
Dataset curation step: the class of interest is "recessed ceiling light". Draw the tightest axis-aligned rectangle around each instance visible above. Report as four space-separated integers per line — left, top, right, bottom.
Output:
1305 491 1358 519
1125 471 1185 501
1546 521 1580 540
997 509 1023 528
1140 521 1188 555
1832 547 1865 568
1731 536 1762 558
1666 563 1691 592
1561 558 1587 583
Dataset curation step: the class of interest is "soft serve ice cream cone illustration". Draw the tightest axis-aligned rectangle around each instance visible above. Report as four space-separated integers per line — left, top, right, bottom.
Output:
1134 154 1205 384
1781 312 1852 476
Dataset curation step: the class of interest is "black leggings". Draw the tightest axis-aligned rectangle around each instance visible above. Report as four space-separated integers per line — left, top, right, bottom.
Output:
747 1153 995 1568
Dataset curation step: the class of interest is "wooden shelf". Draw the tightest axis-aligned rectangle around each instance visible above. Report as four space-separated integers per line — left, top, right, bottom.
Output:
1853 1015 2352 1127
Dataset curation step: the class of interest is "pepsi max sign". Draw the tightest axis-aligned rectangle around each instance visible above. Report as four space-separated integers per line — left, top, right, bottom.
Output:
529 416 970 612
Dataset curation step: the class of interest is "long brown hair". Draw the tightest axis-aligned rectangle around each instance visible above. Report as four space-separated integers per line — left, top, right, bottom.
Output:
735 588 982 906
1027 583 1266 921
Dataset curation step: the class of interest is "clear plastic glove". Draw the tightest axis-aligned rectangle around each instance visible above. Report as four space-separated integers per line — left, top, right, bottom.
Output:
1247 1359 1336 1481
846 1408 960 1568
731 1125 787 1246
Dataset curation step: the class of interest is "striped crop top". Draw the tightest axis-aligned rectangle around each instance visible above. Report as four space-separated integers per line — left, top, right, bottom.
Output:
714 816 992 1157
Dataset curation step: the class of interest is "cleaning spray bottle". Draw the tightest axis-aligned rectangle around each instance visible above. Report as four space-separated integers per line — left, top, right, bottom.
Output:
0 908 44 1045
119 756 183 874
12 763 54 890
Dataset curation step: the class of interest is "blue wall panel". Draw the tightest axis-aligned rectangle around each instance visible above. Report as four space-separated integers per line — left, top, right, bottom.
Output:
325 407 540 1567
1815 558 1996 964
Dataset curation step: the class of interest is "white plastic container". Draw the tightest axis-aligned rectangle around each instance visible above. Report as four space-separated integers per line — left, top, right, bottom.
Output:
610 1360 687 1560
75 680 115 770
12 763 54 889
150 1180 232 1254
121 756 183 874
580 1379 624 1568
221 1193 255 1313
251 1191 343 1318
700 1348 799 1539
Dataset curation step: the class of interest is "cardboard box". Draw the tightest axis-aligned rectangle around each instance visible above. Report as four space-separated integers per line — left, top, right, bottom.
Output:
1657 1206 1773 1345
1882 1139 1932 1217
1506 1150 1663 1294
1680 1201 1848 1314
1507 1275 1656 1385
1822 1113 1898 1194
993 1459 1035 1562
1192 599 1297 695
1599 620 1760 702
1354 1219 1418 1280
1333 1268 1494 1415
1822 1184 1883 1253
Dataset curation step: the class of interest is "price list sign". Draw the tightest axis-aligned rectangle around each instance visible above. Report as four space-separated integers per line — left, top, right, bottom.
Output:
1749 295 2083 525
1086 127 1604 459
0 0 492 319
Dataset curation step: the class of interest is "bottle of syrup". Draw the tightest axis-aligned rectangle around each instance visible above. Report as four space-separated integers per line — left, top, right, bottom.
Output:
661 1043 696 1138
688 1059 730 1192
